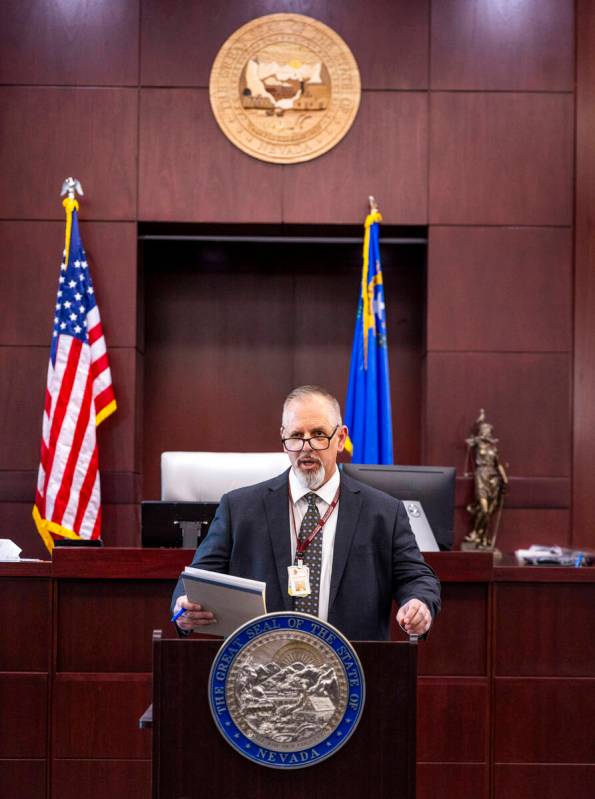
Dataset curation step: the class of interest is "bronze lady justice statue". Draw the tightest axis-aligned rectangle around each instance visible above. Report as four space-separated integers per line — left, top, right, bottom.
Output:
464 410 508 550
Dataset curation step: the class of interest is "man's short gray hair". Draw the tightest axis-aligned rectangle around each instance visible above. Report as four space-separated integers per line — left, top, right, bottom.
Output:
282 385 343 427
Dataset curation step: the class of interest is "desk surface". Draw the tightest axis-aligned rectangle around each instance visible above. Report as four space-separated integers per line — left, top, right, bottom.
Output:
2 547 593 582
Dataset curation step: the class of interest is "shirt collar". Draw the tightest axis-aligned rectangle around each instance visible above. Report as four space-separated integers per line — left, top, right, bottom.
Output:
289 466 340 506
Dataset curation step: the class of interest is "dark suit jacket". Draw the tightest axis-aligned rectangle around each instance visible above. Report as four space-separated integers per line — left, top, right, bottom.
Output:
171 469 441 640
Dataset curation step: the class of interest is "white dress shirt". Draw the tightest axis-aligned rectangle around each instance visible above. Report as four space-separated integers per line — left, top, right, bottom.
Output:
288 466 341 621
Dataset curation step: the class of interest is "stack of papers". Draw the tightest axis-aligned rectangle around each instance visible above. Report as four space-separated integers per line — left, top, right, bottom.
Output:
515 545 592 567
0 539 44 562
182 566 267 638
0 539 22 561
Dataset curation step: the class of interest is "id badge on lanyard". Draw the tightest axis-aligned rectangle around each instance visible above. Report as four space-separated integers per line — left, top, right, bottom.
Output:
286 487 340 597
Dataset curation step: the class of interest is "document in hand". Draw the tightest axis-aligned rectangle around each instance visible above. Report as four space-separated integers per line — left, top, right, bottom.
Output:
181 566 267 638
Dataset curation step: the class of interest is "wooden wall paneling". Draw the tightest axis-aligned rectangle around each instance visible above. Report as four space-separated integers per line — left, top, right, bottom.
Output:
101 503 141 548
495 764 595 799
454 508 571 551
311 0 429 90
0 221 67 346
291 244 369 401
429 92 573 225
138 89 283 223
424 352 571 476
0 0 139 86
0 503 49 560
392 349 424 466
291 240 424 465
573 0 595 549
456 476 570 510
135 254 145 504
140 0 266 87
0 476 51 505
0 471 37 504
417 678 489 762
140 0 429 90
52 675 151 759
135 348 143 475
0 760 46 799
494 583 595 676
417 764 487 799
99 473 141 506
282 91 428 224
492 508 568 550
391 244 427 465
78 222 138 348
141 239 295 498
427 226 572 352
0 346 49 471
141 234 425 498
430 0 574 91
97 347 138 473
52 760 151 799
416 584 487 676
0 578 51 671
0 221 138 347
0 88 137 221
0 674 48 757
57 579 177 672
494 678 595 762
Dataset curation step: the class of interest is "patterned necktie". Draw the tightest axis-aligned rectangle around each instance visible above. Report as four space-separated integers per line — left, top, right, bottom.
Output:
294 492 323 616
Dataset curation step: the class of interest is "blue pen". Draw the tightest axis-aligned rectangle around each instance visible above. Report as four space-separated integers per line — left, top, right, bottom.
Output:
574 552 584 568
171 607 186 623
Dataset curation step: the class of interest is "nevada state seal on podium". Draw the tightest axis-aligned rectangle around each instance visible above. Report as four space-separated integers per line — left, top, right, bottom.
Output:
148 611 417 798
208 612 365 769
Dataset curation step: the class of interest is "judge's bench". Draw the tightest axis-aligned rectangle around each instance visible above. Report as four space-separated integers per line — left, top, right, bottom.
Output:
1 548 593 799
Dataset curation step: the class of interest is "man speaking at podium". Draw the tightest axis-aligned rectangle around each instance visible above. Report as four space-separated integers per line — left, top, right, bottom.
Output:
171 385 440 640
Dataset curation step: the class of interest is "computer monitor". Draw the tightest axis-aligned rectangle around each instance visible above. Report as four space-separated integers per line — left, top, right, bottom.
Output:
141 500 219 549
341 463 456 550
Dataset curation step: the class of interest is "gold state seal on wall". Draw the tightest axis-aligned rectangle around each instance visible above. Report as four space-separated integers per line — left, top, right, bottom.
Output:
209 13 361 164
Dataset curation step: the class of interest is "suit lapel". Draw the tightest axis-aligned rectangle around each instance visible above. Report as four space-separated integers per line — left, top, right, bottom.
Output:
329 475 363 610
263 470 292 610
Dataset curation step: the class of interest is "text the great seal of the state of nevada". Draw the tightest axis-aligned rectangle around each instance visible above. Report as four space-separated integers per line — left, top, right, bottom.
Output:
209 13 361 164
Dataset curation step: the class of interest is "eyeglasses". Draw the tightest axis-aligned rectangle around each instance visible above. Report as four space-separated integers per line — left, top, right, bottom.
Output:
282 425 339 452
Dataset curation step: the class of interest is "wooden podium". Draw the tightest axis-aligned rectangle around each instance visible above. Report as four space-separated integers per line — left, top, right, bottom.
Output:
150 632 417 799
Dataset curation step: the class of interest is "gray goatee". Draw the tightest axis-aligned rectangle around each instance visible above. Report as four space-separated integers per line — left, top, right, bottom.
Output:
293 462 326 490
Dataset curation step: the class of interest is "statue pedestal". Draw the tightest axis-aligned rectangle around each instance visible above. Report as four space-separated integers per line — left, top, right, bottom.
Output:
459 542 503 561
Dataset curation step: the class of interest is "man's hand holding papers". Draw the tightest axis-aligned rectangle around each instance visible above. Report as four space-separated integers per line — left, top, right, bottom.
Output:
173 567 267 638
172 595 216 631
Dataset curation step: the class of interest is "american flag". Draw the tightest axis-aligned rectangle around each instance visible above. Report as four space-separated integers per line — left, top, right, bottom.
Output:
33 197 116 552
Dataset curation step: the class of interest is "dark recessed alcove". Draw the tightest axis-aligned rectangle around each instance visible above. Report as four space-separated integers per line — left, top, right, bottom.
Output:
139 224 427 499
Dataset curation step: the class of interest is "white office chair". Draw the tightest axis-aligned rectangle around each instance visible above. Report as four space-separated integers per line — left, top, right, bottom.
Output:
160 451 291 502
